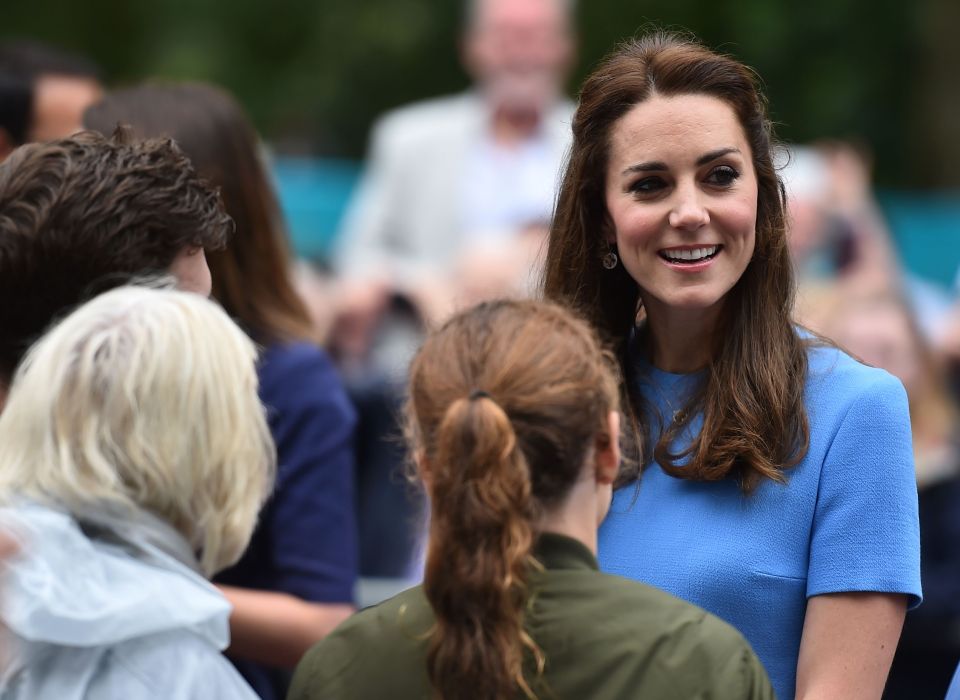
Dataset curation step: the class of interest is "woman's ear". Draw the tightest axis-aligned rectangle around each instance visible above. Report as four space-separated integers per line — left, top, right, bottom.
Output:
595 411 621 485
602 212 617 244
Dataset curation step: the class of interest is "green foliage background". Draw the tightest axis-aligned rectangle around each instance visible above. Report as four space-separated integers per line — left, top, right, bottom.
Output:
4 0 958 187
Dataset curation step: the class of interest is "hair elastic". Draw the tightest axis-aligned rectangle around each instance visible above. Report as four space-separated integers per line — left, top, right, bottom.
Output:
468 389 490 401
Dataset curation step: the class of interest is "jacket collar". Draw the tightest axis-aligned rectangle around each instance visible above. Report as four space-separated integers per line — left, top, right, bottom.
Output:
533 532 599 572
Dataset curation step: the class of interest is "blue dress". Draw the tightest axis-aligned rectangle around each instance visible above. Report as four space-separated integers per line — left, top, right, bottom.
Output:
599 343 922 700
947 662 960 700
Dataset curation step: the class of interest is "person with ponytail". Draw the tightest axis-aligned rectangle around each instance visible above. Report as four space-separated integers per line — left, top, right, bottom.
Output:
288 298 773 699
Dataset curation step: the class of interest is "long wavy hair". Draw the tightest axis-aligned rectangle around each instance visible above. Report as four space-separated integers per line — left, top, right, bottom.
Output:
84 82 315 345
406 299 620 700
543 32 809 492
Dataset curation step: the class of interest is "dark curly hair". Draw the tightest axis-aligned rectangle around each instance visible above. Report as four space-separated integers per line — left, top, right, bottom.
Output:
0 128 231 384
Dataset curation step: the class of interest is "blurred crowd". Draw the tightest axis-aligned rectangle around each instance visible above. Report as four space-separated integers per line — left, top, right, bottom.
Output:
0 0 958 698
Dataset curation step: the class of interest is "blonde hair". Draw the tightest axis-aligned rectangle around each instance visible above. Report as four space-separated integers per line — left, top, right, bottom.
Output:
0 286 276 576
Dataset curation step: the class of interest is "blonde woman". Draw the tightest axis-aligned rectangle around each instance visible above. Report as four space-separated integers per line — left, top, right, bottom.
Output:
0 286 276 699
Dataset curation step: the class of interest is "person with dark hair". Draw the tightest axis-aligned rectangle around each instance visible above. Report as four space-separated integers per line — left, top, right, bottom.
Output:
84 82 358 700
0 39 102 158
542 33 921 699
0 74 32 154
289 298 774 700
0 128 229 404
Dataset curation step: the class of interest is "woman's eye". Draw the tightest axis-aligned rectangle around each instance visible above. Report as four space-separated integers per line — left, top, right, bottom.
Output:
706 165 740 187
628 176 666 195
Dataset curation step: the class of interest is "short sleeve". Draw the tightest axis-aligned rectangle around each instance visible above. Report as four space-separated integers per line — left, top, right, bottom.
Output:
946 661 960 700
215 343 359 605
264 345 359 603
807 371 922 607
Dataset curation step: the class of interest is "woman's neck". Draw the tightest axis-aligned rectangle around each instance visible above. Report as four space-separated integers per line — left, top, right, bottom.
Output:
538 477 603 555
643 302 722 373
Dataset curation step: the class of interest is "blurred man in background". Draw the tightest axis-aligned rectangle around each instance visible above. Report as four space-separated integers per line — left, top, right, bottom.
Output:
0 40 102 159
326 0 577 583
333 0 576 355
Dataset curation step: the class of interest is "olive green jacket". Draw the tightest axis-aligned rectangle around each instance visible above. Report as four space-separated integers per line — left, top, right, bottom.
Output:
289 534 774 699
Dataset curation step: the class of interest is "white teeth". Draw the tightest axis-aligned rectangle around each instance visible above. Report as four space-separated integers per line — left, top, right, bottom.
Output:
664 245 718 262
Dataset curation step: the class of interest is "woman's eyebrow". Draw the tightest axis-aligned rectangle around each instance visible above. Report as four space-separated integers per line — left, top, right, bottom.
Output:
622 147 741 176
622 160 667 175
696 147 740 166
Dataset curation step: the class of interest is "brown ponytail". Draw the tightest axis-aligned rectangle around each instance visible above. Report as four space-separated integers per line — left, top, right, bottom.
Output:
407 299 621 700
424 394 540 699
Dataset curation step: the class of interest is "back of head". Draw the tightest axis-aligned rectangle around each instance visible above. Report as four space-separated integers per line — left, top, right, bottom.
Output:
0 129 231 386
0 39 101 83
83 82 314 344
0 40 102 147
0 73 32 148
407 298 619 699
0 285 276 576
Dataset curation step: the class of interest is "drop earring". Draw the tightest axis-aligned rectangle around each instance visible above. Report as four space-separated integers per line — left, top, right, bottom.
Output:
601 244 619 270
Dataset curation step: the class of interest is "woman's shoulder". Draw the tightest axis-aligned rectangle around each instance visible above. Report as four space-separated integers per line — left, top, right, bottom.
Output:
290 586 430 700
804 341 905 404
572 571 743 642
102 628 260 699
258 341 337 382
331 586 432 642
256 341 352 414
539 567 744 653
540 572 772 698
605 578 773 697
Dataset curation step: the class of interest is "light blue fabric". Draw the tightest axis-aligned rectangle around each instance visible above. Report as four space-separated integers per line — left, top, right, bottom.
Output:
947 661 960 700
599 343 922 700
0 503 258 699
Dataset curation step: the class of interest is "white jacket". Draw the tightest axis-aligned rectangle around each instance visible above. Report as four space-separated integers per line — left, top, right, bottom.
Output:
334 91 575 289
0 503 258 699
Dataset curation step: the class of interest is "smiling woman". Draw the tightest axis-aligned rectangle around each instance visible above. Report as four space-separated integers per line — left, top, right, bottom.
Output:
544 32 921 700
604 93 758 346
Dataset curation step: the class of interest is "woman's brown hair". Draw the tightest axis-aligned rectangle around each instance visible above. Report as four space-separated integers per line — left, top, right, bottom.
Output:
407 299 620 700
84 82 315 344
543 32 809 492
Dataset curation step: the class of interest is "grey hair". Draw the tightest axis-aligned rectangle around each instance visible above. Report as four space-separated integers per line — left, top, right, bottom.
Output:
0 286 276 576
